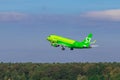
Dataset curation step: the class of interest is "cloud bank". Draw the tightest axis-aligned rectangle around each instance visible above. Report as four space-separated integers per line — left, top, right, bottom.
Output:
81 9 120 21
1 9 120 23
0 12 28 21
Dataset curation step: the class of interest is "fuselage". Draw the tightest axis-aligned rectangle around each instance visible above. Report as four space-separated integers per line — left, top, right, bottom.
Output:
47 34 91 48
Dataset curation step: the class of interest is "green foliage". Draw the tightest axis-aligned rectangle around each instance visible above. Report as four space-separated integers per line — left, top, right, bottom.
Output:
0 62 120 80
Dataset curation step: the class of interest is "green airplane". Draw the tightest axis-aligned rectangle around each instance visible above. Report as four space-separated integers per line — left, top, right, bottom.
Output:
47 33 96 50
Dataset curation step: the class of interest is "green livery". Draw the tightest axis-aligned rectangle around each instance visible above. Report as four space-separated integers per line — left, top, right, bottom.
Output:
47 33 96 50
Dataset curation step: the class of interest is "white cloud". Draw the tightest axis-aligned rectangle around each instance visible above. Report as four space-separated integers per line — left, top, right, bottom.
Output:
0 12 28 21
81 9 120 21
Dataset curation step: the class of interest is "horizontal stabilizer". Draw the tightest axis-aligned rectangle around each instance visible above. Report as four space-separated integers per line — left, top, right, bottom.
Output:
91 40 96 44
91 45 99 47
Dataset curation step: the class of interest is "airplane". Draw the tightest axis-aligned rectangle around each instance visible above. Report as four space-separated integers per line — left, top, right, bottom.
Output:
47 33 96 50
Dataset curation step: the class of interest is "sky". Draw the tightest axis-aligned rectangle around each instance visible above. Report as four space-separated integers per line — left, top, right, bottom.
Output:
0 0 120 63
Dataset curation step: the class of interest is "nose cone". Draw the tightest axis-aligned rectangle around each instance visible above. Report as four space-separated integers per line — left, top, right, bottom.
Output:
47 35 51 41
47 37 50 41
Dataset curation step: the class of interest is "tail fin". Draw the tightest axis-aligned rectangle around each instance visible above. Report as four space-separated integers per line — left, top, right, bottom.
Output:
82 33 93 44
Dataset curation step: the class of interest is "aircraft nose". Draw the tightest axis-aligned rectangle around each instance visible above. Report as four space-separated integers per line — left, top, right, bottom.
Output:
47 37 49 40
47 36 51 41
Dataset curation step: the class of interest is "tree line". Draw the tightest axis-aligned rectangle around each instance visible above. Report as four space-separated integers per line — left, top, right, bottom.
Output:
0 62 120 80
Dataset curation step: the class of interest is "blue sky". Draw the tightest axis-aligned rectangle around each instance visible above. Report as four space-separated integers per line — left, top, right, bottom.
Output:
1 0 120 14
0 0 120 62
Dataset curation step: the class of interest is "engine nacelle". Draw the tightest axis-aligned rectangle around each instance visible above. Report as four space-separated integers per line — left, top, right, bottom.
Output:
51 43 59 47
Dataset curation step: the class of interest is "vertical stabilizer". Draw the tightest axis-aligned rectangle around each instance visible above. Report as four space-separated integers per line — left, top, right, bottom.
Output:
82 33 93 44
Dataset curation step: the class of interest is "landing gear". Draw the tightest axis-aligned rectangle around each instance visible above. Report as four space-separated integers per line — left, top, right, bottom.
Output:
70 48 74 50
61 47 65 50
61 46 65 50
